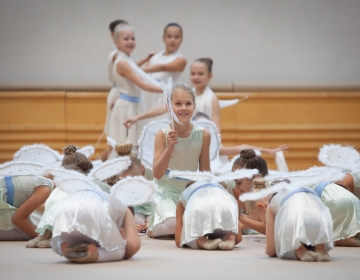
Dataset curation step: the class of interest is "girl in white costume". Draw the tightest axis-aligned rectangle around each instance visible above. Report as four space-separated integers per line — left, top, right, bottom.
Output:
242 178 333 261
0 175 54 240
107 24 162 154
52 191 140 263
147 82 211 238
137 23 187 123
176 181 241 250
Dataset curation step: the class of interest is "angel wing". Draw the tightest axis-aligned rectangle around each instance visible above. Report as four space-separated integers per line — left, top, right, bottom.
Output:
13 144 62 165
167 170 215 182
0 161 46 176
106 136 117 148
77 145 94 158
45 166 87 179
138 119 170 168
193 119 221 161
213 169 258 183
53 174 103 196
110 176 157 206
87 157 132 181
318 144 360 172
219 95 248 109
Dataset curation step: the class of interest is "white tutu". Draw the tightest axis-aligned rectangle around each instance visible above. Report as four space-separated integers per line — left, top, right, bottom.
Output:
274 192 333 259
180 185 238 246
51 191 126 256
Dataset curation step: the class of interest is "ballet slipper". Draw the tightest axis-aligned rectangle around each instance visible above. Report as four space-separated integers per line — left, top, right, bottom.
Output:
146 229 155 238
315 252 331 262
67 243 89 252
36 239 51 248
202 238 222 250
218 240 236 250
26 236 46 248
300 251 317 262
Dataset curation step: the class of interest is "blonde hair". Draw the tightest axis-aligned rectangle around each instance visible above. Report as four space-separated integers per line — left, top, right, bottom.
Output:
244 178 268 213
114 142 142 173
62 145 93 174
172 82 195 102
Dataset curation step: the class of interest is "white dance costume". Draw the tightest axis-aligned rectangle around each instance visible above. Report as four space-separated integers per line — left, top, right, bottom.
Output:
139 50 183 122
52 190 128 262
147 123 204 230
269 187 333 259
194 86 216 118
179 181 238 248
0 175 54 230
104 49 120 135
308 181 360 241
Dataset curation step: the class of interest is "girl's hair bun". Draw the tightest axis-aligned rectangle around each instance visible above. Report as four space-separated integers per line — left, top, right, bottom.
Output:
253 178 266 190
63 145 77 155
115 142 133 156
240 149 256 159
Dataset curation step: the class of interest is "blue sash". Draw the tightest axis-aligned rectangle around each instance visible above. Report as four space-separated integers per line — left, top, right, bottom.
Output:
280 187 318 207
112 83 116 87
119 92 140 103
4 176 14 206
188 183 224 201
164 169 189 181
314 181 332 197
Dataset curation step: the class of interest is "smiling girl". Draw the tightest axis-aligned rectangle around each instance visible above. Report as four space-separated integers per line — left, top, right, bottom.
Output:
146 82 211 238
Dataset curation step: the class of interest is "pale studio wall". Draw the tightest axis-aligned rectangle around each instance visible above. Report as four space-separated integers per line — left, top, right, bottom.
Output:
0 0 360 85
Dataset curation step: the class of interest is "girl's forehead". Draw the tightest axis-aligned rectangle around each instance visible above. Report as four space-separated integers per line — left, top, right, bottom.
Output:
171 89 193 98
165 26 182 35
120 29 134 37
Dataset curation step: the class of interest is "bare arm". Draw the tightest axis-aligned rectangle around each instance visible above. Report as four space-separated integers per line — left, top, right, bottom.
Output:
123 106 167 128
265 207 276 257
122 208 141 259
235 223 243 245
116 60 163 93
337 173 355 194
152 130 177 179
238 213 266 235
175 203 185 247
199 129 211 172
136 52 156 67
12 185 51 237
142 57 187 73
211 95 221 132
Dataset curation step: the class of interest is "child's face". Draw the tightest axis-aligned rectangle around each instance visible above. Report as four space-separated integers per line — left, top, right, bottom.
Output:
233 177 253 195
190 61 213 90
170 88 195 123
115 29 135 55
163 26 182 53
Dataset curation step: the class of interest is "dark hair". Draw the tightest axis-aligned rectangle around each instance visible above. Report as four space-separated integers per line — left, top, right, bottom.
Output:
232 149 268 177
164 22 183 36
109 19 129 32
194 58 213 73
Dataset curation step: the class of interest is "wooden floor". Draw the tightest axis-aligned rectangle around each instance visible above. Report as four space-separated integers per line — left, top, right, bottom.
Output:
1 89 360 171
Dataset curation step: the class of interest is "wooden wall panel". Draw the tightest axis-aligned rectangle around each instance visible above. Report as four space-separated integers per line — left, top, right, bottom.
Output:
1 91 359 171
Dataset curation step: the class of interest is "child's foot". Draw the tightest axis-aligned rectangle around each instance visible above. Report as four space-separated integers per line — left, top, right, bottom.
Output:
218 240 236 250
300 251 318 262
315 252 331 262
335 237 360 247
202 238 222 250
26 236 46 248
61 242 98 263
146 229 155 238
36 239 51 248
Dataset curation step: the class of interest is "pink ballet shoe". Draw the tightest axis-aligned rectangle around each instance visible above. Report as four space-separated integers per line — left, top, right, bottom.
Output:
218 240 235 250
202 238 222 250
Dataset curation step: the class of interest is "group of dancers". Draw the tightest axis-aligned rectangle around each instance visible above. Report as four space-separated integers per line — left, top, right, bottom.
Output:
0 19 360 264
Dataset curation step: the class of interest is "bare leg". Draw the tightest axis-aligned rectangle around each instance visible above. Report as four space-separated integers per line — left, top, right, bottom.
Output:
335 236 360 247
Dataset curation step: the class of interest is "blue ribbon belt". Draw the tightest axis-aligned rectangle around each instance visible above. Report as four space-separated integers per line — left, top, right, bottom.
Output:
164 169 190 181
4 176 14 206
119 92 140 103
314 181 332 197
281 187 318 207
188 183 224 201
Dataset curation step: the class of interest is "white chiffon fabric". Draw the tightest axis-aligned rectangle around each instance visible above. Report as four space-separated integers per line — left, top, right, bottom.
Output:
270 188 333 259
52 190 127 256
179 181 238 246
139 50 183 124
104 49 120 135
194 86 215 118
